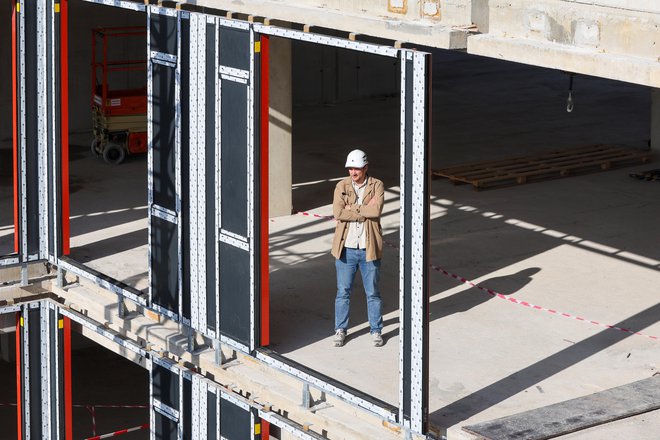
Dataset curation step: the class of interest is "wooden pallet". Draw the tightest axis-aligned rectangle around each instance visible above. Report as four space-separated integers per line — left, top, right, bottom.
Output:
433 145 652 190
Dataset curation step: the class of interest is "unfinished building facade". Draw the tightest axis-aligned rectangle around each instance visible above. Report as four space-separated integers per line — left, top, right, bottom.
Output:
1 1 659 439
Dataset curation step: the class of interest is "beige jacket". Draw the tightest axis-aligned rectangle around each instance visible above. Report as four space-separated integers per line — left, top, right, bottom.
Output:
331 176 384 262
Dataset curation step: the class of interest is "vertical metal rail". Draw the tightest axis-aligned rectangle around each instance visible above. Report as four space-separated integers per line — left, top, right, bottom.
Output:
18 0 27 261
258 34 270 347
49 0 67 260
40 302 52 436
63 317 72 440
12 0 20 255
398 49 431 434
59 0 69 256
148 6 181 320
247 25 256 352
15 312 23 439
187 11 200 332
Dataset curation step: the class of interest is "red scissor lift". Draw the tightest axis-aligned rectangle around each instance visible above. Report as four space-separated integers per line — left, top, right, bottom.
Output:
91 26 147 165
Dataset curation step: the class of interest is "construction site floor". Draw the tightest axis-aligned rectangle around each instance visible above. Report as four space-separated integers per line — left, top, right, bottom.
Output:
32 49 660 438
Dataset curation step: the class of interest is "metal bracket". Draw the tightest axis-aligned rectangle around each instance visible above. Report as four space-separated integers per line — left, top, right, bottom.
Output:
117 297 127 319
301 383 332 413
213 339 241 369
20 264 28 287
186 326 209 354
56 266 65 288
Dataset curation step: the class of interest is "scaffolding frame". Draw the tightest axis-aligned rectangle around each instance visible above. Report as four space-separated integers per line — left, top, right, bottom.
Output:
9 0 432 436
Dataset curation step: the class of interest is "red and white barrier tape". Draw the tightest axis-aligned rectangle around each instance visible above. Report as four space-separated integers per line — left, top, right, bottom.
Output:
84 423 149 440
87 405 97 436
288 210 660 342
78 404 148 437
296 211 335 221
429 264 659 341
74 404 148 409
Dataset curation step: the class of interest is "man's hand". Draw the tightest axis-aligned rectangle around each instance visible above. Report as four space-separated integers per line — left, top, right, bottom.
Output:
367 197 377 206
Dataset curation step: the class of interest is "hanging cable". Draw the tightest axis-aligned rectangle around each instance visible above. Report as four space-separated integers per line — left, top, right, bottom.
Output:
566 73 575 113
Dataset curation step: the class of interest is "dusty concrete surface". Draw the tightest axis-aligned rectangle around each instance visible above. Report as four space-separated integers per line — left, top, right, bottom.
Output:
68 141 148 291
269 48 660 439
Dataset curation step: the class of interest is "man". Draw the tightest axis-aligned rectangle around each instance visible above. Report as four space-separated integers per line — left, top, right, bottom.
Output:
331 149 385 347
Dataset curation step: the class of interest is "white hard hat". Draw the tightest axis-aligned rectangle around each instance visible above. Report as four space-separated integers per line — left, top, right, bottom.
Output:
345 149 368 168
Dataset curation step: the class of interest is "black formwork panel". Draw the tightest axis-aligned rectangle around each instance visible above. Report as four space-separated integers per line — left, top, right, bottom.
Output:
205 22 217 332
182 375 192 439
23 0 40 255
151 216 178 312
218 27 250 71
152 363 180 411
217 23 254 348
154 411 178 440
207 390 218 440
16 305 65 439
150 13 177 56
180 16 191 322
149 8 180 317
219 241 250 344
151 62 177 211
219 78 248 237
220 398 251 439
27 307 42 439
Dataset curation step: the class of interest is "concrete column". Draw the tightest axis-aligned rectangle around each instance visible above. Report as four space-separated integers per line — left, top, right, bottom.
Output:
268 36 293 217
652 88 660 153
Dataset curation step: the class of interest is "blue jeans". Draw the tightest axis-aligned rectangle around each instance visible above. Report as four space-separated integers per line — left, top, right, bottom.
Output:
335 248 383 333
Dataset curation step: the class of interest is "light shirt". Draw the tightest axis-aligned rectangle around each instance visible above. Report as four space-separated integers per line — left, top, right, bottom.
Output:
345 177 368 249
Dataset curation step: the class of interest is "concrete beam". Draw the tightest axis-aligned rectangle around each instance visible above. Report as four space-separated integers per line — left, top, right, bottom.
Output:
46 277 417 440
196 0 470 49
471 0 660 87
468 34 660 88
192 0 660 87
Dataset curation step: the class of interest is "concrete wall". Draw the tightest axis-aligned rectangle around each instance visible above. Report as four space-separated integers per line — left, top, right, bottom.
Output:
0 1 146 144
293 42 399 105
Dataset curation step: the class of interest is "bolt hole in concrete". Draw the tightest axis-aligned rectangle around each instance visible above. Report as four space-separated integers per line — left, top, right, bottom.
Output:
67 0 149 293
0 0 16 259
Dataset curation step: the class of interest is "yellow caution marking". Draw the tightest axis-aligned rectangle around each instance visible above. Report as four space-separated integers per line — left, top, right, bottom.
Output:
254 41 261 53
58 319 64 329
20 316 24 327
55 3 60 12
16 3 20 12
254 423 261 435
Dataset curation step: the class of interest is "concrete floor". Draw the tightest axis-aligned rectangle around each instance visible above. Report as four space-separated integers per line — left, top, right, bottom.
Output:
68 139 148 292
270 49 660 439
39 48 660 438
